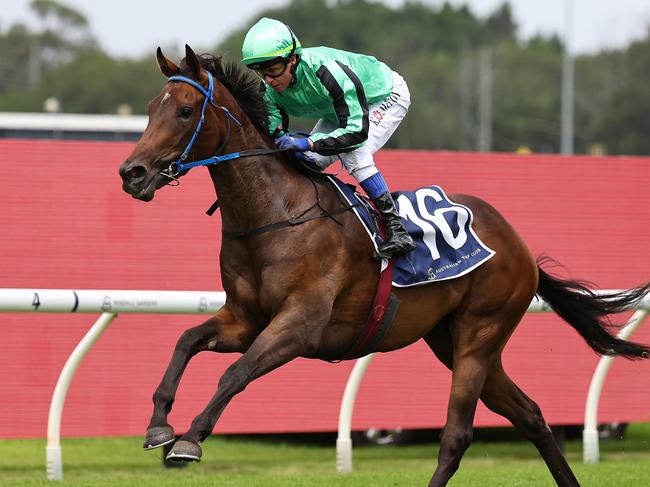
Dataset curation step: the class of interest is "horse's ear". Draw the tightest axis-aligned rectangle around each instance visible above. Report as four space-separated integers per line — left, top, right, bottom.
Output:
184 44 202 78
156 47 180 78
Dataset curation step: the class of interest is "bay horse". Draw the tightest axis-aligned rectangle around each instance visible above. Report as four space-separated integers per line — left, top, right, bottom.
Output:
118 45 649 487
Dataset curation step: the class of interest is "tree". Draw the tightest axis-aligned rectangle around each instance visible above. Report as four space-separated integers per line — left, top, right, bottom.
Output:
0 0 98 94
0 24 34 92
586 32 650 154
1 0 649 155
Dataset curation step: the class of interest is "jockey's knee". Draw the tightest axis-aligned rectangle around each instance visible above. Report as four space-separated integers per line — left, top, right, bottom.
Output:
304 151 337 170
344 151 377 182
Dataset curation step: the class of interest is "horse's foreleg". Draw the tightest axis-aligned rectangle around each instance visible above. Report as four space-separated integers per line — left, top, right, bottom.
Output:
144 306 255 450
166 299 331 461
481 364 580 486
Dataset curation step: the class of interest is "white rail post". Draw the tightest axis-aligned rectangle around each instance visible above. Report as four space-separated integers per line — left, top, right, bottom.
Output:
583 309 649 464
46 312 117 480
336 353 375 473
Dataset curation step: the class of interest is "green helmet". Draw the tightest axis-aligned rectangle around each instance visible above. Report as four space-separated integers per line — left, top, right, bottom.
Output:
241 17 302 69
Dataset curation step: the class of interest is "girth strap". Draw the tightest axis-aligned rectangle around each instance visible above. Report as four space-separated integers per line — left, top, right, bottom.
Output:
223 203 357 239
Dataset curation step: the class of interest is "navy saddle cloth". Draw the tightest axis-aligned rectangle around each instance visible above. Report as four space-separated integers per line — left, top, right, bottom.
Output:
327 176 495 286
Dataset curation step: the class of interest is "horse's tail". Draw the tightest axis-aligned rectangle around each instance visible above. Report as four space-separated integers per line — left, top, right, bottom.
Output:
536 256 650 360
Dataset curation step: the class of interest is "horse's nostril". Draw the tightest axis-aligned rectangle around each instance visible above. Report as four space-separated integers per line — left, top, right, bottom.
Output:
125 165 147 182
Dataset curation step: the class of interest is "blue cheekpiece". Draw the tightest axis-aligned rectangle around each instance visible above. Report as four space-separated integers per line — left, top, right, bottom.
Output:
359 172 389 199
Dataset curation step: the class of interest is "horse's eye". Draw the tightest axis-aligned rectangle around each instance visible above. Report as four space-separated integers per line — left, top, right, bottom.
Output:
179 107 193 119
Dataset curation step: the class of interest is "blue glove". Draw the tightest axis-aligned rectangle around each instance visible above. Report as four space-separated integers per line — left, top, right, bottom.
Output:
276 135 311 152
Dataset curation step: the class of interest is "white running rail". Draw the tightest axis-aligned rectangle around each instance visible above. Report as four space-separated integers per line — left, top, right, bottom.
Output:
0 288 226 481
0 112 147 133
335 291 650 473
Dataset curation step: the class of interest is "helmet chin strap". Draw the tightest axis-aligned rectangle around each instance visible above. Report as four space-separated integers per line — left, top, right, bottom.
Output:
289 55 299 87
286 25 299 87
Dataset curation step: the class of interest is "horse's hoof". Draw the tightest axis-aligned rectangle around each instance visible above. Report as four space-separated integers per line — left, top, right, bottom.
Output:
166 440 202 462
143 425 175 450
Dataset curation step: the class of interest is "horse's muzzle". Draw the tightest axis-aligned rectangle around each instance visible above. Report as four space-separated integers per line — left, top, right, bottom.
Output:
119 161 148 186
119 161 158 201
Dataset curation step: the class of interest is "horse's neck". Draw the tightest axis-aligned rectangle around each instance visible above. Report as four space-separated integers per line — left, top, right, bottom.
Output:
207 119 306 233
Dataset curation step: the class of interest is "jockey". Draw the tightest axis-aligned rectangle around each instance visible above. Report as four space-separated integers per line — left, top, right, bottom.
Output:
241 17 415 259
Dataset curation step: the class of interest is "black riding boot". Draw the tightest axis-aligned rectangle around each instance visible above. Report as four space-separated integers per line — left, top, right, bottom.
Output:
371 191 416 258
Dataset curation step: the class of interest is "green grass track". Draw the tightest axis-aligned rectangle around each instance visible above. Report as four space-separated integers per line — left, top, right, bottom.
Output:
1 423 649 486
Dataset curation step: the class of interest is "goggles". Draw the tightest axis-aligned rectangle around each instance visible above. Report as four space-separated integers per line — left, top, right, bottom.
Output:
253 59 290 79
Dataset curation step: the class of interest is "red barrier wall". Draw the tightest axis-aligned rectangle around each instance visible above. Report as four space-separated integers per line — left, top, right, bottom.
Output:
1 139 649 439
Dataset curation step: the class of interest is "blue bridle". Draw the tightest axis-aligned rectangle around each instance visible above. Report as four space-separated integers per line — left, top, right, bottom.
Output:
160 69 312 188
155 69 355 234
161 70 244 180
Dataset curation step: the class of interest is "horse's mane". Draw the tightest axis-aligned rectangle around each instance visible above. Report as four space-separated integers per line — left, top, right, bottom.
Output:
179 54 269 134
177 54 326 180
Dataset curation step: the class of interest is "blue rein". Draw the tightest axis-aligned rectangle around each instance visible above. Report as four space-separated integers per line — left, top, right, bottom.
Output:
162 70 244 178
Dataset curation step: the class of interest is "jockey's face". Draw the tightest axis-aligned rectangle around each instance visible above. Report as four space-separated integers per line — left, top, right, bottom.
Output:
257 55 296 94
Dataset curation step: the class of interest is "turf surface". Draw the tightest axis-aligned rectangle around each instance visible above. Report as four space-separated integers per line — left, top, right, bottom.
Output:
1 423 649 486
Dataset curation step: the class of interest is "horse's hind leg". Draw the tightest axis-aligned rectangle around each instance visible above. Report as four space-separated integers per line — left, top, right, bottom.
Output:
424 313 504 487
425 321 580 487
144 306 255 450
481 363 580 486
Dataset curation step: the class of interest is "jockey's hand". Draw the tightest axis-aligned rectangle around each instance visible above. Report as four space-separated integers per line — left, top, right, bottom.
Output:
276 135 312 152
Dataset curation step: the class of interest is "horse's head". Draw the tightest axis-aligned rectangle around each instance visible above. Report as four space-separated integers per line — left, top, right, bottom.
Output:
119 45 232 201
